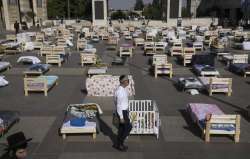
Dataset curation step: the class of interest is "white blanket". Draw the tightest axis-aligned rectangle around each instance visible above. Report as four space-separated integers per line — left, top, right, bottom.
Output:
0 76 9 87
17 56 41 64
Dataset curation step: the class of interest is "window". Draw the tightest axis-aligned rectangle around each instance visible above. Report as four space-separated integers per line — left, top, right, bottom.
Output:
37 0 43 8
8 0 17 5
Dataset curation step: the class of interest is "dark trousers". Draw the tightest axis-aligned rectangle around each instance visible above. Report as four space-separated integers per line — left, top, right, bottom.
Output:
117 110 132 146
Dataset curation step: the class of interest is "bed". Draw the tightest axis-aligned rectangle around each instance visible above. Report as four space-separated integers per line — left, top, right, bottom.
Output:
187 103 240 142
119 44 133 57
170 42 183 56
77 38 87 51
40 46 53 56
107 37 118 50
192 54 219 76
0 111 20 137
179 47 195 66
144 42 155 55
193 41 203 51
154 42 166 54
0 76 9 87
80 53 97 66
146 34 154 41
229 54 250 77
24 75 58 96
46 54 64 67
199 77 232 96
0 62 11 72
60 103 103 140
86 75 135 97
23 64 51 77
17 56 41 65
177 77 203 91
154 63 173 78
134 38 145 47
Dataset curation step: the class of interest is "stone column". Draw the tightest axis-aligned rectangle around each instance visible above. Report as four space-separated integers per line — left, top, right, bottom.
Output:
2 0 10 30
167 0 170 21
92 0 108 26
178 0 182 18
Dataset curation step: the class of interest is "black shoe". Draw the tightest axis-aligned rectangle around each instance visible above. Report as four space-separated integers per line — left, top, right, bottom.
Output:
112 144 127 152
121 145 128 150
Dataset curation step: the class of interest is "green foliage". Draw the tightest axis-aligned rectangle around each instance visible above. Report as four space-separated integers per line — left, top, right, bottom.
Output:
134 0 144 11
111 10 127 20
142 0 162 20
47 0 92 19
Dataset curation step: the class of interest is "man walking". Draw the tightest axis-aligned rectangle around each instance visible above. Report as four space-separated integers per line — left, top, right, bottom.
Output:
14 21 19 34
113 75 132 152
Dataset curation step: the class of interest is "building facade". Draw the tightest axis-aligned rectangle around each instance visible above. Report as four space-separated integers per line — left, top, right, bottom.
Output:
2 0 47 30
161 0 183 21
197 0 243 26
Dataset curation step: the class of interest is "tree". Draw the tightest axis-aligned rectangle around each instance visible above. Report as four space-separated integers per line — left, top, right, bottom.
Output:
111 10 126 20
134 0 144 11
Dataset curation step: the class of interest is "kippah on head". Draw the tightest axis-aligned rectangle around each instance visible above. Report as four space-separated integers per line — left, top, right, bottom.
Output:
119 75 126 81
119 75 128 82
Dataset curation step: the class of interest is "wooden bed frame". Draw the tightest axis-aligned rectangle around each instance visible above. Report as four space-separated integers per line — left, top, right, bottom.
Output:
119 46 133 57
182 47 195 66
154 42 165 54
152 54 168 66
146 34 154 41
170 46 183 56
24 76 58 96
193 42 203 51
80 53 97 66
204 114 240 142
107 37 118 50
144 42 155 55
208 77 232 96
46 55 64 67
134 38 145 47
154 63 173 78
77 39 87 51
40 46 53 56
232 54 250 77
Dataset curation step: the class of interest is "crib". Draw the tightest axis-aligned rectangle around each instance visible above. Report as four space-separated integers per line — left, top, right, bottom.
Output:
129 100 160 139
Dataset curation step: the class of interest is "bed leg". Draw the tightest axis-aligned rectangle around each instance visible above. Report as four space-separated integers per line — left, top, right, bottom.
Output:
205 121 211 142
24 90 28 96
234 115 240 143
93 133 96 139
44 91 48 96
62 134 66 140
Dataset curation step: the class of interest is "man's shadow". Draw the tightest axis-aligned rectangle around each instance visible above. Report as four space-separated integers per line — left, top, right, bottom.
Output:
97 115 117 145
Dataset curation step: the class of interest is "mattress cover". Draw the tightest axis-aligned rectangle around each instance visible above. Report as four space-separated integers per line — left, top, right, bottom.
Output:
178 77 203 89
28 64 50 72
86 75 135 96
0 76 9 87
0 62 10 70
229 63 250 73
17 56 41 64
187 103 235 131
193 64 216 72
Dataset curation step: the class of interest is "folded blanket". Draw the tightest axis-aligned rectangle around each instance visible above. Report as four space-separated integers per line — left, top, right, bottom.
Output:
29 64 50 72
0 76 9 87
17 56 41 64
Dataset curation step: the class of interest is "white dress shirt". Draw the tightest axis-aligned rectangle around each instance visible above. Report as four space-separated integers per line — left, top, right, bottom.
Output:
114 85 129 119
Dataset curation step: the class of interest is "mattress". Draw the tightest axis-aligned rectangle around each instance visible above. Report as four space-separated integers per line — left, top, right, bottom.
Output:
41 76 58 86
178 77 203 90
0 62 10 71
61 104 102 133
17 56 41 64
229 63 250 74
28 64 51 72
193 64 219 76
86 75 135 96
0 76 9 87
187 103 235 131
0 111 19 135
